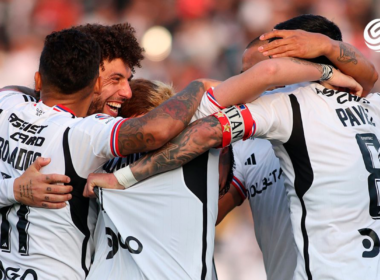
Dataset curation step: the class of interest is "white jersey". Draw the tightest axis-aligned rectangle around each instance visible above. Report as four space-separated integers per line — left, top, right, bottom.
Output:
232 138 296 280
243 82 380 280
0 91 126 279
88 149 220 280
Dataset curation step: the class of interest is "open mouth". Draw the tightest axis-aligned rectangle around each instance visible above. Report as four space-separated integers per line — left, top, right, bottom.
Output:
106 102 121 114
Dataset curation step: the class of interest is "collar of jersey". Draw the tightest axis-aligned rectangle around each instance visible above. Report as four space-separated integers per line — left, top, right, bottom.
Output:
37 100 76 116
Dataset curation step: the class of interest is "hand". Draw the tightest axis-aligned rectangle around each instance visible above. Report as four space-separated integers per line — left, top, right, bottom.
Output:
325 68 363 97
14 157 72 209
83 173 124 198
258 29 331 59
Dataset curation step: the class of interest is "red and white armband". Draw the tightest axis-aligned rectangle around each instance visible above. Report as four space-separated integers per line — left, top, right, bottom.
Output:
212 104 256 148
231 176 247 205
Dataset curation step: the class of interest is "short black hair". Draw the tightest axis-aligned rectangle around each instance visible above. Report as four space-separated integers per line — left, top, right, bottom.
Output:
219 145 235 197
75 23 144 73
273 14 342 66
39 28 101 95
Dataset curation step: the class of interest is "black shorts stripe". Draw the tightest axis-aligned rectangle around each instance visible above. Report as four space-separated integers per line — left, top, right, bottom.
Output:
283 94 314 280
63 128 90 276
183 152 209 280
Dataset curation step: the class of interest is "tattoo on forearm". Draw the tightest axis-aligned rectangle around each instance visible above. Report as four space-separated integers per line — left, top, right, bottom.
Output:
337 43 358 65
19 180 34 201
290 58 323 73
118 81 206 155
130 116 222 181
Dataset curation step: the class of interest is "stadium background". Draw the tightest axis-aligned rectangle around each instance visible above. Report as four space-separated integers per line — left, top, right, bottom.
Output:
0 0 379 279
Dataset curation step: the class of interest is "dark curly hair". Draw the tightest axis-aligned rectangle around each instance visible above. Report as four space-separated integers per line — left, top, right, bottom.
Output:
39 28 101 95
75 23 144 73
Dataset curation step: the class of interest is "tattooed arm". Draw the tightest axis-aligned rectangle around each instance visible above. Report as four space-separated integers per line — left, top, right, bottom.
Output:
116 80 218 155
258 30 378 95
83 116 222 197
1 158 72 209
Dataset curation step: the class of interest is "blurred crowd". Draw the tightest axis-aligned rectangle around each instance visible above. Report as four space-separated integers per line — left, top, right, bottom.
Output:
0 0 379 279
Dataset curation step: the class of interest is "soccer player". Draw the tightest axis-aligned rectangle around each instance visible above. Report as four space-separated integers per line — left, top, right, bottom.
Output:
110 18 380 280
87 78 234 280
217 14 378 280
0 27 214 279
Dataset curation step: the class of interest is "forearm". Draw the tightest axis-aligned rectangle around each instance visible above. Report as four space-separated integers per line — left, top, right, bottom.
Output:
214 58 324 106
129 116 222 182
325 40 378 94
117 81 207 155
216 185 242 225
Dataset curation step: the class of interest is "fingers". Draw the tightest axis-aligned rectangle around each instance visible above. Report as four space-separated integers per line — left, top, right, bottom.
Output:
261 45 296 57
45 184 73 194
83 182 96 198
44 174 70 184
260 30 293 41
40 202 68 209
31 157 51 171
40 193 72 203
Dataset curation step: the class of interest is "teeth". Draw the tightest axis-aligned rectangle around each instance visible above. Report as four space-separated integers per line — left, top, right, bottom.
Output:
107 102 121 109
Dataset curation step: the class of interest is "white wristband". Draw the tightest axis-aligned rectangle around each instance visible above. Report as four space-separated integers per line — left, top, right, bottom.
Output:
114 166 138 189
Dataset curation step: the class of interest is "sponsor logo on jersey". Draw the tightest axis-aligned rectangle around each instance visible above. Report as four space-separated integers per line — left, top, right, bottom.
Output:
105 227 143 260
244 153 256 166
0 260 38 280
247 168 283 198
358 228 380 258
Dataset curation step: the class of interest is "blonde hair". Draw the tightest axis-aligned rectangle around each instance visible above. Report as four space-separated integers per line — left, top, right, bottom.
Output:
119 79 174 118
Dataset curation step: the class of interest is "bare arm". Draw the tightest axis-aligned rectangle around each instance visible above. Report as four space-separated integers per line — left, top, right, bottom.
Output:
216 184 242 225
258 30 378 95
117 80 218 155
213 57 362 106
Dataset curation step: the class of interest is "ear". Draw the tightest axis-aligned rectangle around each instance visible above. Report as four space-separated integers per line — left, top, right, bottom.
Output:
34 72 41 91
93 76 102 95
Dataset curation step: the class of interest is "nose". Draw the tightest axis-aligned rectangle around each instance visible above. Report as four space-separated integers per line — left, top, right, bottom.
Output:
119 80 132 100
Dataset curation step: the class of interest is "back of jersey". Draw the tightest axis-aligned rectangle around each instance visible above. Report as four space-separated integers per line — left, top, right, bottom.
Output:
246 83 380 280
92 149 220 280
0 91 120 279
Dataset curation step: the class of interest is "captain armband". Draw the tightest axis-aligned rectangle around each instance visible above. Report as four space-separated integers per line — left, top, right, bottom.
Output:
212 104 256 148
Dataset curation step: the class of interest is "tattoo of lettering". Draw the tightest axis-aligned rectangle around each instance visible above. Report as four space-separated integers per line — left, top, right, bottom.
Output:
337 43 358 65
117 81 206 155
130 116 222 182
19 180 34 201
289 58 323 74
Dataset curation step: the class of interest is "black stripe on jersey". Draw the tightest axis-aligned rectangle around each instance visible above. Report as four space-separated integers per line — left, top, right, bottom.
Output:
63 128 90 276
22 95 28 102
183 152 209 280
0 206 12 252
283 94 314 280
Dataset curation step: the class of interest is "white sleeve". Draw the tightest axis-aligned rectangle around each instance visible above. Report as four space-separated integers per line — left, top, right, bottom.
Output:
68 114 128 176
0 178 17 208
0 90 36 109
246 92 293 143
190 88 225 123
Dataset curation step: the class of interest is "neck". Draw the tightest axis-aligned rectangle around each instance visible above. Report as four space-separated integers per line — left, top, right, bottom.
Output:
41 89 93 117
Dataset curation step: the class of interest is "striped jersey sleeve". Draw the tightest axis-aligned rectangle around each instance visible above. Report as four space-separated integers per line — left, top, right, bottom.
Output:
191 88 225 123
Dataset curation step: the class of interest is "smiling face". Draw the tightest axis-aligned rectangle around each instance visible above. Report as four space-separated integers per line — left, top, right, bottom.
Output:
87 58 133 117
